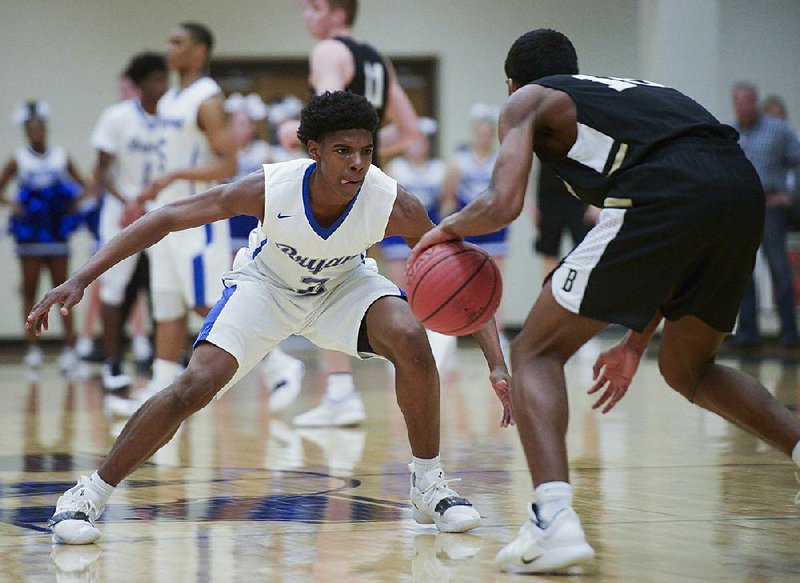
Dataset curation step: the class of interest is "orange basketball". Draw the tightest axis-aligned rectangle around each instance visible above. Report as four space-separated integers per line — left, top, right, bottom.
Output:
406 241 502 336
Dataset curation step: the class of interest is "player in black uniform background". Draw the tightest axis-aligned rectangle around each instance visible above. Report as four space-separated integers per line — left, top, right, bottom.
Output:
410 28 800 574
284 0 422 427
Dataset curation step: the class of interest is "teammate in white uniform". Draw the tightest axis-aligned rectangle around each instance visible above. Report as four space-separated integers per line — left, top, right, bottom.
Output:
122 23 236 399
31 91 513 545
91 52 168 390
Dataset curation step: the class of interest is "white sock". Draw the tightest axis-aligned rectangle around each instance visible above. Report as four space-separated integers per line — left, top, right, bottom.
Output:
325 373 356 401
412 455 442 488
792 440 800 467
89 471 116 504
534 481 573 525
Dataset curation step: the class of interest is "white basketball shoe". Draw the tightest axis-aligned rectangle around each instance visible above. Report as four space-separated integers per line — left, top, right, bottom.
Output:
409 465 481 533
49 476 106 545
495 504 595 573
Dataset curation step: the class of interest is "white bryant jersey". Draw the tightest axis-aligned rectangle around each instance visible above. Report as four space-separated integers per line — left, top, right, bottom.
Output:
15 145 68 191
91 99 163 241
155 76 221 207
249 158 397 294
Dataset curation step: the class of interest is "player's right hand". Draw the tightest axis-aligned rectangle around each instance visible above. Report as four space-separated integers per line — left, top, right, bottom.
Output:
25 280 86 335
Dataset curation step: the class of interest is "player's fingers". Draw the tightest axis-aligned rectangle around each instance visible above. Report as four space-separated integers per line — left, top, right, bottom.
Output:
588 375 607 394
592 359 603 380
591 388 613 409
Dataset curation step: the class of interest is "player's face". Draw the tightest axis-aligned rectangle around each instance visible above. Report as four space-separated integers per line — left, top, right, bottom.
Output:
309 129 374 198
302 0 333 39
166 28 202 71
139 70 168 104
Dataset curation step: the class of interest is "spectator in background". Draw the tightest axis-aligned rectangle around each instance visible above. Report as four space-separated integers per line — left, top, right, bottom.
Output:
441 103 509 351
383 118 455 370
0 101 86 370
732 82 800 348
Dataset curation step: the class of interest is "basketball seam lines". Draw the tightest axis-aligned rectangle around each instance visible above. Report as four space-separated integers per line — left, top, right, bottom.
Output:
419 253 490 329
450 260 500 335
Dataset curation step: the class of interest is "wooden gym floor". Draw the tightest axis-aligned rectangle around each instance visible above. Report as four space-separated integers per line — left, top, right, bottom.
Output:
1 336 799 582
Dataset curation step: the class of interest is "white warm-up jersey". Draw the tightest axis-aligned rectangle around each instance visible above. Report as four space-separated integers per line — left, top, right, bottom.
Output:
251 158 397 294
15 146 69 191
155 76 221 206
90 99 163 242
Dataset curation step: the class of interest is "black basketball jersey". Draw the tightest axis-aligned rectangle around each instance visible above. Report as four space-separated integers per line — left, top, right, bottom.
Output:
332 36 389 123
533 74 739 206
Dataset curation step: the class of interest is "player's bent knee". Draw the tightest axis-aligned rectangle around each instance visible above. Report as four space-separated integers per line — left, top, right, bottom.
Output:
377 321 433 367
167 370 224 415
658 357 696 399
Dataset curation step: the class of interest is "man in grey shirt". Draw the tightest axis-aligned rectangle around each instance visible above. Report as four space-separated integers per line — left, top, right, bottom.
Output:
732 81 800 347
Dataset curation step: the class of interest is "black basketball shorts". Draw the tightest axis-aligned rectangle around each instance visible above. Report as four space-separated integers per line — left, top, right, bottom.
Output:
549 139 764 333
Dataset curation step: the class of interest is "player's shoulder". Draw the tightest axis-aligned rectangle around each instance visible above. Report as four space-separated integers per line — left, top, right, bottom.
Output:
365 164 397 195
99 99 139 123
263 157 314 184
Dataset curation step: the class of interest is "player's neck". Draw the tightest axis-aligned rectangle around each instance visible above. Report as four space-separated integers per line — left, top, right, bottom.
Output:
326 25 353 39
178 69 205 89
308 171 354 226
139 97 158 115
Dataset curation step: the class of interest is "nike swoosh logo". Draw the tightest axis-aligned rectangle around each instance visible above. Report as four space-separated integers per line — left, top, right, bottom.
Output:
277 213 292 219
521 552 543 565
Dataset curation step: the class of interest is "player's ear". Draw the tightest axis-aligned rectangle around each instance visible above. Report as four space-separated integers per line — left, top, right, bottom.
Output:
506 78 517 96
306 139 321 161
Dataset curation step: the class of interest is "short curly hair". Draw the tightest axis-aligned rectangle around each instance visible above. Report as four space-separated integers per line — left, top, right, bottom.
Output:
297 91 378 146
505 29 578 86
124 52 166 85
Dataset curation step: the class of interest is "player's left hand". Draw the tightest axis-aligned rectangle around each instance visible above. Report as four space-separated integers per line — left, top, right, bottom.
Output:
25 279 86 335
489 366 514 427
588 343 642 413
407 226 460 271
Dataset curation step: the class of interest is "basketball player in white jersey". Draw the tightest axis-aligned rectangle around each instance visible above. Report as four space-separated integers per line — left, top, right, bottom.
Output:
290 0 423 428
90 52 168 391
30 91 513 545
122 23 236 402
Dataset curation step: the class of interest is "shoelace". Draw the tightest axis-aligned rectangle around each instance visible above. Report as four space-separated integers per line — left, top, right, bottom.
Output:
418 477 462 508
62 478 102 520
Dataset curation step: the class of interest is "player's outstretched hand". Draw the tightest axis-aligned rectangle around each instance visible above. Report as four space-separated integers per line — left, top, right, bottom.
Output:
489 366 514 428
588 343 642 413
25 279 86 335
407 225 459 272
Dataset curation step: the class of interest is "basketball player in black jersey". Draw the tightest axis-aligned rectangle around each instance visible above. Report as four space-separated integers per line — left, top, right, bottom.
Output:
411 28 800 574
290 0 423 428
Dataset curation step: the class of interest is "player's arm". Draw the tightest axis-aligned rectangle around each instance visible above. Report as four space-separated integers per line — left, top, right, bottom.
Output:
138 94 237 203
66 157 88 190
441 90 537 236
387 185 513 426
439 161 461 218
0 158 18 205
377 62 422 158
309 40 352 93
94 151 126 203
589 312 662 413
407 86 540 266
384 185 435 248
26 169 265 334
